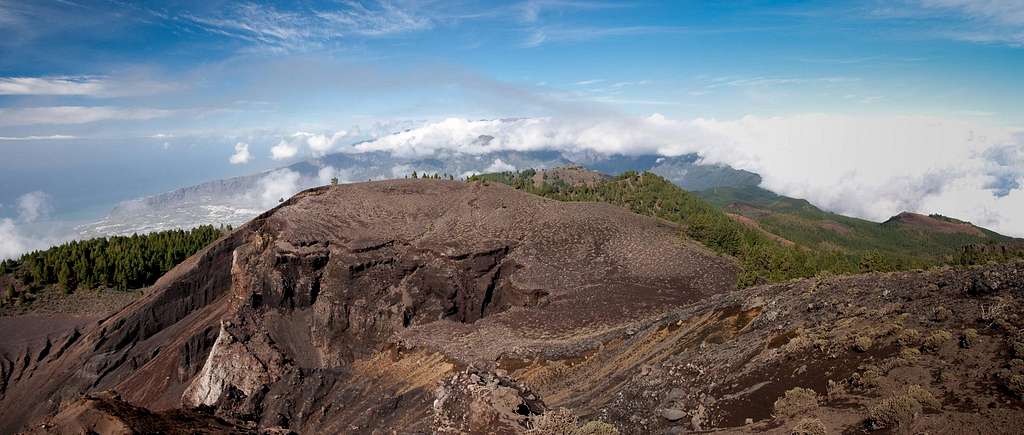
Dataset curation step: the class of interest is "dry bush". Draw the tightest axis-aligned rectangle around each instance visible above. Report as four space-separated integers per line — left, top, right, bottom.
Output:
531 409 619 435
906 385 941 410
996 370 1024 398
1010 337 1024 358
531 408 578 435
898 347 921 360
930 306 952 322
790 417 826 435
773 387 819 418
866 394 922 431
827 379 846 402
897 328 921 347
853 335 873 352
960 329 978 349
576 421 619 435
922 330 952 352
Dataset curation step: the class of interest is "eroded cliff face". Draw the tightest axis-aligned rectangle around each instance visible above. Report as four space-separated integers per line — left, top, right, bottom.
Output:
0 180 738 434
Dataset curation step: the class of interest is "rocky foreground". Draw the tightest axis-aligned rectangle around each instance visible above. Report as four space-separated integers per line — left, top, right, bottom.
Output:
1 179 1022 434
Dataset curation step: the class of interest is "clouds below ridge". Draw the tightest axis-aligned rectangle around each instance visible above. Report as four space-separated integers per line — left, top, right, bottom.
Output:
335 114 1024 236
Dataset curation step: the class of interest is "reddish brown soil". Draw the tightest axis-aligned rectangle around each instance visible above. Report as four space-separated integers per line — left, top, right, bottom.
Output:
726 213 795 246
885 211 985 236
532 165 611 188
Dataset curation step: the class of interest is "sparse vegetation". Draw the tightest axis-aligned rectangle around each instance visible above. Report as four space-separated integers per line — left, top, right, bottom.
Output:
853 335 873 352
907 385 941 410
897 328 921 347
773 387 819 418
922 330 953 352
866 392 923 430
530 408 618 435
931 306 952 322
790 417 827 435
960 329 978 348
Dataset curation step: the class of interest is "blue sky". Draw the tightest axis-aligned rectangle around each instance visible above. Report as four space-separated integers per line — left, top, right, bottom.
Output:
1 0 1024 244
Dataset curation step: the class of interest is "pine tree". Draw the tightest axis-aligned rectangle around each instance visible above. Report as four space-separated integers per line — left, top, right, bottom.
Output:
330 177 339 185
412 171 418 179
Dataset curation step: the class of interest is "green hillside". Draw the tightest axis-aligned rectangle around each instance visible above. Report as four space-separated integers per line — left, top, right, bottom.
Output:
471 169 1024 287
697 185 1019 265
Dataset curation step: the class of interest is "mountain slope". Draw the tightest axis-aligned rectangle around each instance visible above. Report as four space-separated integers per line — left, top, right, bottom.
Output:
2 178 1022 434
698 185 1021 266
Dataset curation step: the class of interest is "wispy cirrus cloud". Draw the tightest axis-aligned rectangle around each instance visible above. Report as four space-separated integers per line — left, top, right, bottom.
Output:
0 106 175 126
178 1 440 51
0 75 179 97
866 0 1024 47
521 25 691 47
0 134 76 141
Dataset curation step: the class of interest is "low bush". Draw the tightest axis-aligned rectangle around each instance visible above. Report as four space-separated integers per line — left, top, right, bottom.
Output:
866 394 922 430
922 330 952 352
773 387 819 418
897 328 921 347
790 417 826 435
906 385 941 410
531 409 620 435
960 329 978 348
853 335 873 352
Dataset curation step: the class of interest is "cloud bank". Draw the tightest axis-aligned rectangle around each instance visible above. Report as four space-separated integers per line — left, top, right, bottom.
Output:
338 115 1024 236
0 191 61 260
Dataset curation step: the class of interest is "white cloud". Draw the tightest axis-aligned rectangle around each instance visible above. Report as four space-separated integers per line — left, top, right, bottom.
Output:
0 76 179 97
303 131 349 156
252 169 303 208
0 218 43 260
0 106 174 126
270 131 353 160
270 139 299 160
317 166 339 185
347 115 1024 236
0 134 75 141
16 191 52 223
484 158 516 173
229 142 253 164
182 1 436 52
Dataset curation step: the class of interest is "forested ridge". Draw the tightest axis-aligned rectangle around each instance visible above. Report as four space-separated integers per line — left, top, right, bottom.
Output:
469 170 1024 286
0 225 228 295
